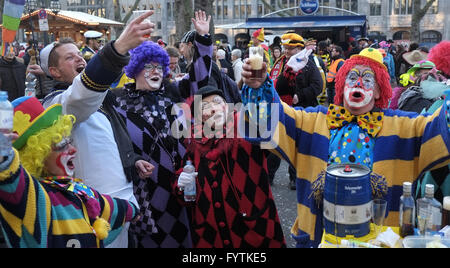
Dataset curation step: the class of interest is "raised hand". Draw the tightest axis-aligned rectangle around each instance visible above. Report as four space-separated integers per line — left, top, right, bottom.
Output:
242 58 267 89
192 10 211 36
114 10 155 55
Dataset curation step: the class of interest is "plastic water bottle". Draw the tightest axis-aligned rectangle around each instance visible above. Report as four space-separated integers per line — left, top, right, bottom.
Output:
0 91 13 133
183 160 196 202
0 91 13 157
25 73 36 97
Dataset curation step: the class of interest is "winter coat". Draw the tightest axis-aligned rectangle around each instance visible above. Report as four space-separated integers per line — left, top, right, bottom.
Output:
0 57 26 100
178 114 286 248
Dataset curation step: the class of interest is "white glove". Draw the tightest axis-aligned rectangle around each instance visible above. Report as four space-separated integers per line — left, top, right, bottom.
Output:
178 171 198 188
286 49 312 73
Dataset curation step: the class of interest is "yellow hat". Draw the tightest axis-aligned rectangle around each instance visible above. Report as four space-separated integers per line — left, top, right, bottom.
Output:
351 48 386 70
281 33 305 47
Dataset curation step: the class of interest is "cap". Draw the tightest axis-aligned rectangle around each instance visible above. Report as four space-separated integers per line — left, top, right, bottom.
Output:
403 182 412 193
425 184 435 196
181 30 196 44
84 30 103 39
39 42 57 77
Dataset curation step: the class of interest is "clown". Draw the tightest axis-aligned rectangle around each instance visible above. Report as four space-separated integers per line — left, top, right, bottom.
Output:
0 97 139 248
176 86 286 248
109 10 213 248
240 47 450 247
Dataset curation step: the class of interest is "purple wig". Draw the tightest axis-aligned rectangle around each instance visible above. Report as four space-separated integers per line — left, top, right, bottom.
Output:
124 41 170 78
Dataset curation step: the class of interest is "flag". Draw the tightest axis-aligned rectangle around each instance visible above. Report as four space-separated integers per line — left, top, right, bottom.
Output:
1 0 26 56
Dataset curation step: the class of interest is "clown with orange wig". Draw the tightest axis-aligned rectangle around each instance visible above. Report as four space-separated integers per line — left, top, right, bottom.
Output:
240 47 450 247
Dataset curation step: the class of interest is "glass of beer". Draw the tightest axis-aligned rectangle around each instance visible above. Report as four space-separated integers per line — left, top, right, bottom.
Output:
443 196 450 229
249 46 265 79
132 10 152 38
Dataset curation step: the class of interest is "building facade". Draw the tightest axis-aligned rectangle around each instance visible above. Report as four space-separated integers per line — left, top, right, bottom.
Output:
59 0 448 45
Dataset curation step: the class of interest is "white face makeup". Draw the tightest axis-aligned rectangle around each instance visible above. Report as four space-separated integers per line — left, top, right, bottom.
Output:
46 137 77 177
143 62 164 90
344 67 377 109
201 95 228 130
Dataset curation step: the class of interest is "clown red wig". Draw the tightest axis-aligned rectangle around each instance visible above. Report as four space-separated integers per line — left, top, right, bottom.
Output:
334 56 392 109
428 41 450 77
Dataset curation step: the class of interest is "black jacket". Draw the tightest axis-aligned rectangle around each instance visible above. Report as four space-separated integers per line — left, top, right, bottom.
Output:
275 57 323 108
0 57 26 100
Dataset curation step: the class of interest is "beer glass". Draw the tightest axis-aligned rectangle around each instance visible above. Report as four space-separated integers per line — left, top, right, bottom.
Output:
249 46 265 79
372 199 387 238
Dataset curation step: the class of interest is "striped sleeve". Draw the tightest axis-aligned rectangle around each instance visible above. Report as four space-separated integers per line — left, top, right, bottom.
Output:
240 78 329 170
98 193 138 247
0 150 51 248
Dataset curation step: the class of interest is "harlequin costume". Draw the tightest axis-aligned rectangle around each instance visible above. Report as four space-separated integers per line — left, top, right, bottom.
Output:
0 97 138 248
177 86 286 248
241 48 450 247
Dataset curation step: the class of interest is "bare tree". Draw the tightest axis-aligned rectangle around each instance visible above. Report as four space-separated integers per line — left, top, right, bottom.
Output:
174 0 194 42
411 0 437 43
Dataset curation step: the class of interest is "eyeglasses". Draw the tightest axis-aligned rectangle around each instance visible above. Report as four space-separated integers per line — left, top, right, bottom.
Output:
201 96 225 111
52 137 73 152
144 64 164 73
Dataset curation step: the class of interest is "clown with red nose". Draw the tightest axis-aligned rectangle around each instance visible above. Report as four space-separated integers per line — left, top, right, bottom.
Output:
240 47 450 248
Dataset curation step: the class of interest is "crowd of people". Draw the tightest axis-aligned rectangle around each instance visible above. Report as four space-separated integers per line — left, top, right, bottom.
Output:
0 10 450 248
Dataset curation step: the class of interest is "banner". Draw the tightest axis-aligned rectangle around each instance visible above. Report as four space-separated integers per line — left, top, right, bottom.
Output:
1 0 26 55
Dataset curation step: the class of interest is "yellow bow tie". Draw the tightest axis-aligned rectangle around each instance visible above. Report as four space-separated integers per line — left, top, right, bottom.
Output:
326 104 384 137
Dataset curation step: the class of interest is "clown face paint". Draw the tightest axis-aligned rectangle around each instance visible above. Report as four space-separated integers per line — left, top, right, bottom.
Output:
201 94 228 131
143 62 164 90
343 66 378 113
45 137 77 177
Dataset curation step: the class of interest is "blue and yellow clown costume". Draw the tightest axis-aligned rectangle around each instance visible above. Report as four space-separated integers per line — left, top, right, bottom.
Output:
240 48 450 247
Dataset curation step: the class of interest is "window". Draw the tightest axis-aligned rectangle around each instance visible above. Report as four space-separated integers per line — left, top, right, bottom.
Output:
428 0 439 14
321 0 330 15
370 0 382 16
336 0 358 13
393 31 410 40
421 30 442 43
392 0 413 15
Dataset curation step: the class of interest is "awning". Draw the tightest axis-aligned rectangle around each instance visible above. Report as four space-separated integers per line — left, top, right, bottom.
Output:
229 15 366 30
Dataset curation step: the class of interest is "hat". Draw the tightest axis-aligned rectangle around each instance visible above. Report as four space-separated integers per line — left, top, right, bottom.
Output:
39 42 56 77
351 47 387 70
408 60 435 74
402 50 428 66
181 30 196 44
12 96 63 150
252 28 265 42
84 30 102 39
195 85 225 100
281 33 304 47
358 37 369 42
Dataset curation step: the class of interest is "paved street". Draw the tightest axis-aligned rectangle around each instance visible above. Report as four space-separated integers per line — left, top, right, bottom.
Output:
270 160 298 248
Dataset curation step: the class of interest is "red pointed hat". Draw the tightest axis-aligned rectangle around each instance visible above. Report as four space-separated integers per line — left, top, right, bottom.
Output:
252 28 265 42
